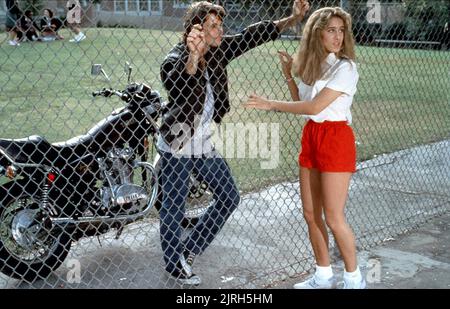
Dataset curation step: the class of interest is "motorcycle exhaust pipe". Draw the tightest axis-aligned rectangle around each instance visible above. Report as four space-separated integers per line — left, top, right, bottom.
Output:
51 182 158 228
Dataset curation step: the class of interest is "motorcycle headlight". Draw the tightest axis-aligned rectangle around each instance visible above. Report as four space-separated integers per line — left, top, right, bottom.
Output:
5 165 18 179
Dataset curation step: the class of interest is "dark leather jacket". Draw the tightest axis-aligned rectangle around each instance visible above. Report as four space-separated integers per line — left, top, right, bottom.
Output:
160 20 280 150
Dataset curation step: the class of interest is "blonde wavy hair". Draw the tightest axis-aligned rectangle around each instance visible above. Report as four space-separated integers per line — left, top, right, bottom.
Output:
293 7 356 85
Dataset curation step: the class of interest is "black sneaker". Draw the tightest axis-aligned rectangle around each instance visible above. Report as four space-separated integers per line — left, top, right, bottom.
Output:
168 260 201 286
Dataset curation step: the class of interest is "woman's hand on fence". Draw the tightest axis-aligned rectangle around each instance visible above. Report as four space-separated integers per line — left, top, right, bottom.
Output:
278 51 293 80
242 94 273 111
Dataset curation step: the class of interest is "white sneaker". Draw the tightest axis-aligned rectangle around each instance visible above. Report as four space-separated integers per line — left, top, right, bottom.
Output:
8 40 19 46
179 255 193 277
167 259 201 286
70 32 86 43
343 277 367 289
293 275 337 289
79 33 87 42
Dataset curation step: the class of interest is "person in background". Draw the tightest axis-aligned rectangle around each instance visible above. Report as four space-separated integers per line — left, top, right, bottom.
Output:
17 9 39 42
38 8 64 41
5 0 21 46
66 0 86 42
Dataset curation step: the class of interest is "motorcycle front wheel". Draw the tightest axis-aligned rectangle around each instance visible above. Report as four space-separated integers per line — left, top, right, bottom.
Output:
0 182 72 282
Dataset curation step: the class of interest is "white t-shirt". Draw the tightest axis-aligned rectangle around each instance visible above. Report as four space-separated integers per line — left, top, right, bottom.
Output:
157 70 215 156
297 53 359 124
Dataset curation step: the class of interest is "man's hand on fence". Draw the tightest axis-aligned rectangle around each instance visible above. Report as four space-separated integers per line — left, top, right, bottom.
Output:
275 0 310 32
187 24 207 57
186 24 207 75
293 0 310 22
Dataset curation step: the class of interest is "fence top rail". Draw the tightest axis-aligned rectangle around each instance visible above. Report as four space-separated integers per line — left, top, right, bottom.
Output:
375 39 441 45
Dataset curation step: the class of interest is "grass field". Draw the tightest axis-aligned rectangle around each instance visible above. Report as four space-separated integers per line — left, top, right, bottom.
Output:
1 28 449 192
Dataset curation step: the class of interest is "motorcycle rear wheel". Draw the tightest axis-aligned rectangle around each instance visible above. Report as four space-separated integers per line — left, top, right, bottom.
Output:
0 182 72 282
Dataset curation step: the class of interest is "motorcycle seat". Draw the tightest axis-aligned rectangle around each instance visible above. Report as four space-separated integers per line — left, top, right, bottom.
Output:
52 134 93 148
0 135 52 164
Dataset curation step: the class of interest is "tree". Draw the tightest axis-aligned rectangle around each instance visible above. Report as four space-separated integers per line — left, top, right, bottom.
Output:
402 0 450 42
21 0 44 15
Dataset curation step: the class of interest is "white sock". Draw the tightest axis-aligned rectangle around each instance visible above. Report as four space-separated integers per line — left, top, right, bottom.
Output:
344 266 362 281
315 265 333 280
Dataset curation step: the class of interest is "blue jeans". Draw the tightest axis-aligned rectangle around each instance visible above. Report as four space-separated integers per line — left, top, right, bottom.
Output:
159 151 240 274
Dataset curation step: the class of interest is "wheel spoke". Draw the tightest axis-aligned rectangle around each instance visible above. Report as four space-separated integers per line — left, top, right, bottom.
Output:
0 197 55 262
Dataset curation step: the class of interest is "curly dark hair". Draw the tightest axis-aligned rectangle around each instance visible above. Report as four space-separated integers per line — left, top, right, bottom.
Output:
44 8 54 18
183 1 226 43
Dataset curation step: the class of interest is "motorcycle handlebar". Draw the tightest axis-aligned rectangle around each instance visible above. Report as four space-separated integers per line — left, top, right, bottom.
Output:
92 88 129 101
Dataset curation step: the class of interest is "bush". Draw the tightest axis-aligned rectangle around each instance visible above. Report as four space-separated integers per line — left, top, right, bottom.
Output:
20 0 44 15
353 22 382 45
382 23 407 41
403 0 449 43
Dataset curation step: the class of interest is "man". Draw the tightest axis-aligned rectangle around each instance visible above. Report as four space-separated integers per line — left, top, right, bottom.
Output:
5 0 21 46
158 0 310 285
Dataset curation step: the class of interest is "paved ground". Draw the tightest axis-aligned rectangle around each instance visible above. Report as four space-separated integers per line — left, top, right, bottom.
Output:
1 140 449 289
272 211 450 289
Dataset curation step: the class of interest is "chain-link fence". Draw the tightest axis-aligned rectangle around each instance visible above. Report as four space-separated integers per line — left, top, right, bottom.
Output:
0 0 449 288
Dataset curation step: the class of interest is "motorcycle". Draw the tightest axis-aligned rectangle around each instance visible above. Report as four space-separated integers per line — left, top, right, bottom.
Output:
0 64 211 281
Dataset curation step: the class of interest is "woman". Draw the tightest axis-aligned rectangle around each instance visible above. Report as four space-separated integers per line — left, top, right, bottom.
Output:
243 7 366 289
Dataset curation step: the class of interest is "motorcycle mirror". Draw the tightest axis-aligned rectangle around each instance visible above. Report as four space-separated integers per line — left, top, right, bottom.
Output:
91 64 111 82
125 61 133 83
91 64 102 76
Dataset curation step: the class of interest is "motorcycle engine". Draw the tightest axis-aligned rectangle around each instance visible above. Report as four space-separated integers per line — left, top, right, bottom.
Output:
113 184 148 206
101 147 149 214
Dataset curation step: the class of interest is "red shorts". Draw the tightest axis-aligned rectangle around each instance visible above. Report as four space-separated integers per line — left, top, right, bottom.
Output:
298 120 356 173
